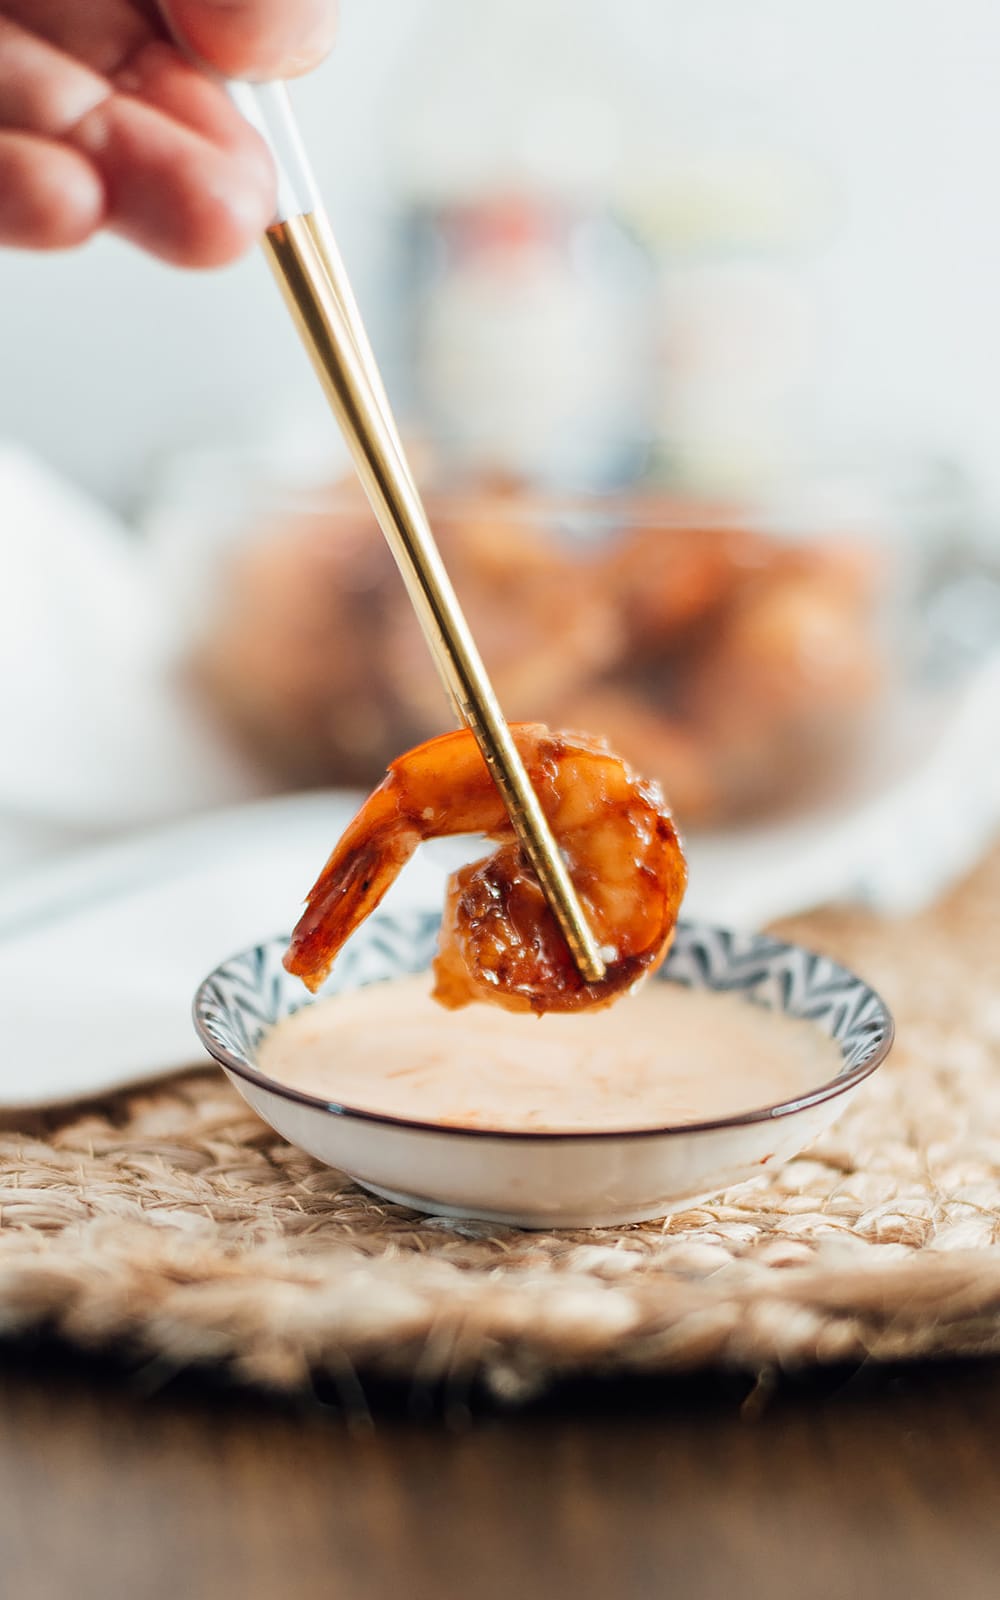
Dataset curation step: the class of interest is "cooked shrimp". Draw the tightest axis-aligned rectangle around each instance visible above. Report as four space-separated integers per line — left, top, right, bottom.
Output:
284 725 687 1014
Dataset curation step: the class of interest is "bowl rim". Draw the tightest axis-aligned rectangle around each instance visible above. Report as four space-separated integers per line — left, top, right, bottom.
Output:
192 920 895 1145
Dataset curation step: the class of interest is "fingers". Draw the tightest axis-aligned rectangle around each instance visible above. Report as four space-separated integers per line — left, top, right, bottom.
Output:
0 131 103 248
0 17 276 267
112 39 272 174
71 61 276 266
161 0 338 80
0 0 152 79
0 15 108 133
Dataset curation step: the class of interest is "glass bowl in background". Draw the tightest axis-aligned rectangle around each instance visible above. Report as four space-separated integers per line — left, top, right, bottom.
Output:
178 464 902 834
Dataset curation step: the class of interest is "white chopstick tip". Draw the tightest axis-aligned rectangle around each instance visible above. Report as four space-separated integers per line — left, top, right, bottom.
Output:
225 79 319 222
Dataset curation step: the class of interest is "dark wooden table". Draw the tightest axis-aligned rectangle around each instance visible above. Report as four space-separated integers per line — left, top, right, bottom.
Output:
1 1344 998 1600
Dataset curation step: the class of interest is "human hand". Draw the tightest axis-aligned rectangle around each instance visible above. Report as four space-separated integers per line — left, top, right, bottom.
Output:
0 0 337 265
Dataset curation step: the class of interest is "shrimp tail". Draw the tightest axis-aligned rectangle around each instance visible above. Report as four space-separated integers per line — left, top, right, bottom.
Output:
284 786 421 992
284 725 540 992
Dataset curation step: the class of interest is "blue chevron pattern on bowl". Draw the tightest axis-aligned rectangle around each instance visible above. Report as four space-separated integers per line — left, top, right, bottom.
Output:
194 913 891 1092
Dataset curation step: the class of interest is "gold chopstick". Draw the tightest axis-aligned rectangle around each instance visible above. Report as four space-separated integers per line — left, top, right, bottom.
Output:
300 210 416 488
261 212 606 985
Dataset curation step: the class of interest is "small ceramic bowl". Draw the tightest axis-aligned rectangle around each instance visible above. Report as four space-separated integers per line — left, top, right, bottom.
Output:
193 914 893 1229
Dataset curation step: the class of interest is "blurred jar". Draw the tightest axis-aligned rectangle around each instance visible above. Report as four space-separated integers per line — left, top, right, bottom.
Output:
403 198 655 489
386 0 659 489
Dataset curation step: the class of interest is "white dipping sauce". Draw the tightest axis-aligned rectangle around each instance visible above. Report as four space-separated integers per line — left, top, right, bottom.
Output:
257 975 842 1133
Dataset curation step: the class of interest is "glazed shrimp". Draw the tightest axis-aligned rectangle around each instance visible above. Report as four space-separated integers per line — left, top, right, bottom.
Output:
284 725 687 1014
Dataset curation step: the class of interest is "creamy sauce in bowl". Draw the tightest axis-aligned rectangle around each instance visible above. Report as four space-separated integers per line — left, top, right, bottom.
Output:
256 975 843 1133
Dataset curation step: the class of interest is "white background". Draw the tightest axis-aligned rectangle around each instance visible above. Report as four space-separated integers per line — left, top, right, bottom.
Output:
0 0 997 514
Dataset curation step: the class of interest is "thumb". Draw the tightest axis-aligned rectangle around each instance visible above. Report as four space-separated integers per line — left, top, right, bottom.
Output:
160 0 338 82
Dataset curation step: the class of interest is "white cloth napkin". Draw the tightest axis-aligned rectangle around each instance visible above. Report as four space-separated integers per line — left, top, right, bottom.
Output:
0 444 266 878
0 792 457 1106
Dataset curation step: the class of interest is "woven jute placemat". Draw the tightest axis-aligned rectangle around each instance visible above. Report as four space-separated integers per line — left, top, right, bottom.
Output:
2 845 998 1401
